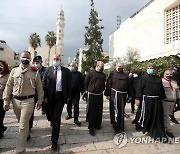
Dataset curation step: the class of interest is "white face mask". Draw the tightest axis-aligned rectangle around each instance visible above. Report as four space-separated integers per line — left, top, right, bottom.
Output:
53 61 60 67
133 74 138 78
35 63 41 69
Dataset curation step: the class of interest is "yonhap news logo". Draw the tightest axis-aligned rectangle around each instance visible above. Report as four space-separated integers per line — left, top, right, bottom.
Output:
113 132 128 148
113 132 180 148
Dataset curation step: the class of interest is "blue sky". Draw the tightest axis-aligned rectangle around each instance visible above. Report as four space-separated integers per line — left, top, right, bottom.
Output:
0 0 150 64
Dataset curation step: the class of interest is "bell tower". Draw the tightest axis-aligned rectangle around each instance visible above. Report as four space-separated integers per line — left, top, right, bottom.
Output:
56 8 65 64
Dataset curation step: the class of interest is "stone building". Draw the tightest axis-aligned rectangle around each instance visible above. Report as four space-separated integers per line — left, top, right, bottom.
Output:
109 0 180 61
75 48 109 72
0 40 18 66
29 9 65 66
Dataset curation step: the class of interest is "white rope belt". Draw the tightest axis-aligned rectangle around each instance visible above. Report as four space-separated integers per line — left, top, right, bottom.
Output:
138 95 159 127
111 88 127 122
86 91 104 114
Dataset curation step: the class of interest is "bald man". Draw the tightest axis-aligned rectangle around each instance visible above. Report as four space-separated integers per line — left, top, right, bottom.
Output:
85 61 106 136
3 51 43 153
42 54 71 151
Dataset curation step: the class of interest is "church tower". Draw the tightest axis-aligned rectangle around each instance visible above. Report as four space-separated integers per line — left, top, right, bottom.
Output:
56 8 65 64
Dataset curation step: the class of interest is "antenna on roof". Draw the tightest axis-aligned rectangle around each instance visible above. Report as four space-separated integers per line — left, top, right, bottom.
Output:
116 16 121 29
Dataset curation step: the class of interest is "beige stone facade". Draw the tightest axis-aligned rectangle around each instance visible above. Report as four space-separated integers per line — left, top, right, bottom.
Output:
76 49 109 72
109 0 180 61
29 9 65 66
0 40 17 66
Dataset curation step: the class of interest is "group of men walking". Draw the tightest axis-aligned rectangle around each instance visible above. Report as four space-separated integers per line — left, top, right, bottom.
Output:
0 50 179 153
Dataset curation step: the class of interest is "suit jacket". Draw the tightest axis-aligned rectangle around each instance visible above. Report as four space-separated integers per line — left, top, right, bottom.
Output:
42 66 71 106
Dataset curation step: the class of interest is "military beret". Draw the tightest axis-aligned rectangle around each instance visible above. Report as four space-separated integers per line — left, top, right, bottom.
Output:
33 56 42 62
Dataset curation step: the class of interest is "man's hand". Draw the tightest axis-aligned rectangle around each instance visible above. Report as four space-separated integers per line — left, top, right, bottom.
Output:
36 104 42 110
44 98 48 104
3 104 10 111
135 99 140 106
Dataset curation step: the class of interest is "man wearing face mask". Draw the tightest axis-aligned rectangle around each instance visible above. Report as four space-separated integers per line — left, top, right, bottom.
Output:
104 62 131 134
28 56 50 136
85 60 106 136
162 69 179 138
135 63 167 141
169 67 180 124
33 56 50 117
3 51 43 153
42 54 71 151
66 62 84 126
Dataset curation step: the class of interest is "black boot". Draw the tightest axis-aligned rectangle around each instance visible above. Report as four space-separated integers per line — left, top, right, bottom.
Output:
169 114 179 124
0 132 4 139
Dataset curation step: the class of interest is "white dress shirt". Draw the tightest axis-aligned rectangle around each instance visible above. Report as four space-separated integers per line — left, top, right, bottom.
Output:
54 66 62 91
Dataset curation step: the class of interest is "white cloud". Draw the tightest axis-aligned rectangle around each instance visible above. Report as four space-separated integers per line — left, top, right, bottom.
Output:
0 0 150 63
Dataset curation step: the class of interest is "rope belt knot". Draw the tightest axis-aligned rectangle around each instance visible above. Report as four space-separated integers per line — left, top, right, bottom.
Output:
86 91 104 114
138 95 159 127
111 88 127 122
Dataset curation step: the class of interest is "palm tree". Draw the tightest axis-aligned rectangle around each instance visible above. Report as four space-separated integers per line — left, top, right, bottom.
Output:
45 31 56 66
29 33 41 58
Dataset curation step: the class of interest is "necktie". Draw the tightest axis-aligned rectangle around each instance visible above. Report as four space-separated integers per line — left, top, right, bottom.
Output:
54 67 58 87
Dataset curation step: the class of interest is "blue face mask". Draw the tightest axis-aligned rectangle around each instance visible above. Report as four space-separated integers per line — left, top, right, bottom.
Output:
69 66 76 72
35 63 41 69
147 69 154 75
53 61 60 67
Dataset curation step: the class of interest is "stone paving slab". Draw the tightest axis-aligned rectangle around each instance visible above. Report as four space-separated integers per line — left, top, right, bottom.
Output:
1 99 180 153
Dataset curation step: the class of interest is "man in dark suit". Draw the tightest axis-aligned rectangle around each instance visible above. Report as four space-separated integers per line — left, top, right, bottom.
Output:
42 54 71 151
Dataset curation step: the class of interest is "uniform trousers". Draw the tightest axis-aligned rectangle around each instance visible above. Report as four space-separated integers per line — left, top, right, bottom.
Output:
12 97 34 152
162 100 175 132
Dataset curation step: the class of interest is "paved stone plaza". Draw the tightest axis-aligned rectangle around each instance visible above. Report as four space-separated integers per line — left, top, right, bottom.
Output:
0 99 180 154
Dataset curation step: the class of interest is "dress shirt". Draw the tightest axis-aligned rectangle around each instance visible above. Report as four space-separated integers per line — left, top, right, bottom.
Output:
54 66 62 91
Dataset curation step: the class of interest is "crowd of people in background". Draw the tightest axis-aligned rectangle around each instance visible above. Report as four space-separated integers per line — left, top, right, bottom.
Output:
0 51 180 153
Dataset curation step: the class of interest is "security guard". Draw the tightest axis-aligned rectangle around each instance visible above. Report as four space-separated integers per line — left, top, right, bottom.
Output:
29 56 49 133
3 51 44 153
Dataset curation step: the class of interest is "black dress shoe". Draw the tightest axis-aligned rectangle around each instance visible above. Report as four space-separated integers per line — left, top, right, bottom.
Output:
0 132 4 139
51 142 58 151
3 126 7 131
114 129 120 135
65 115 72 120
170 115 179 124
89 129 95 136
124 113 130 118
74 120 81 126
27 135 31 141
166 131 175 138
95 126 101 130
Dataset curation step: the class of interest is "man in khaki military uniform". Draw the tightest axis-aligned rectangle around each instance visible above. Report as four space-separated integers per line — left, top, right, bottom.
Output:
162 69 180 138
3 51 43 153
